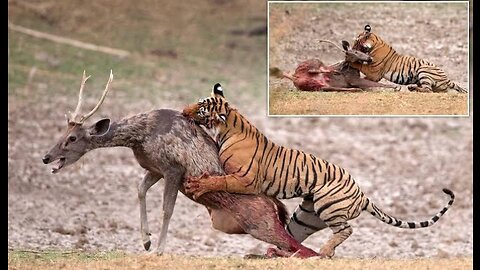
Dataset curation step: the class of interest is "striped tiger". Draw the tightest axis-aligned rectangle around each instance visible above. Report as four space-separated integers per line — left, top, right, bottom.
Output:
182 83 455 258
350 24 467 93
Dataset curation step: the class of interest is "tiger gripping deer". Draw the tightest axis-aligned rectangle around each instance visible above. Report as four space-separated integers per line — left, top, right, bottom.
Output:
350 24 467 93
270 40 400 92
42 70 319 258
182 83 455 258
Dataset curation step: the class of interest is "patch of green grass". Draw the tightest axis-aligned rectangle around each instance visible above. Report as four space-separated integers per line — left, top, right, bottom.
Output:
8 32 156 85
9 0 267 106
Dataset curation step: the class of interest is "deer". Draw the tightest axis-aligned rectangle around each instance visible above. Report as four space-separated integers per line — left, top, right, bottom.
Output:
270 40 400 92
42 70 319 258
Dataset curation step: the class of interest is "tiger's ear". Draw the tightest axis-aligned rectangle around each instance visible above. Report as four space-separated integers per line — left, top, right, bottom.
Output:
211 83 225 98
364 24 371 33
364 24 371 38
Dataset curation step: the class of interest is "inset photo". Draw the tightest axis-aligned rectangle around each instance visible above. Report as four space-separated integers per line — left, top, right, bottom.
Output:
268 1 470 116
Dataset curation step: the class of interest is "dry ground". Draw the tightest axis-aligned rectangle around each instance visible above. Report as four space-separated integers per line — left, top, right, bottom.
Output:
269 89 468 115
268 2 470 116
7 251 474 270
8 0 472 265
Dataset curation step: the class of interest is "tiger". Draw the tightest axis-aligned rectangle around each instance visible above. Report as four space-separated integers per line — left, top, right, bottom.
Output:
182 83 455 258
350 24 467 93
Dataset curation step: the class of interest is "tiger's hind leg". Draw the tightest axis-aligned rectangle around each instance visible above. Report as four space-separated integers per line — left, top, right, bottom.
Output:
317 222 352 258
287 196 329 243
312 185 358 258
407 77 433 92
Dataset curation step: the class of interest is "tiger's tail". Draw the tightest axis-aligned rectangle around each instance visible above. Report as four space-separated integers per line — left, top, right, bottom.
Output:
269 67 294 82
364 188 454 229
448 81 468 93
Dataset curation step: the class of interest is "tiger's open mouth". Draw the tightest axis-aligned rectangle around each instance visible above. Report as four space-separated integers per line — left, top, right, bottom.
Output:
50 157 66 174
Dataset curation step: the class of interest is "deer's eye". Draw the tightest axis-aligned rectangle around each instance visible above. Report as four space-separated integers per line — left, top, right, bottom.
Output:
68 136 77 143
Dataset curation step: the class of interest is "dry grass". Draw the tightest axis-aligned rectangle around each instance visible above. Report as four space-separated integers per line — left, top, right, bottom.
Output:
8 251 473 270
268 87 469 116
8 0 268 102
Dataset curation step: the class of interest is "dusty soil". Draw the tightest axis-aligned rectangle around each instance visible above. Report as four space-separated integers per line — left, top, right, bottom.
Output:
8 0 472 261
269 90 468 115
8 252 474 270
268 2 470 115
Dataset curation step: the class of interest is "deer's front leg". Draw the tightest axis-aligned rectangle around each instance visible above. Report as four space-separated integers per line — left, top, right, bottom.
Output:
138 172 161 251
184 172 258 200
152 168 184 255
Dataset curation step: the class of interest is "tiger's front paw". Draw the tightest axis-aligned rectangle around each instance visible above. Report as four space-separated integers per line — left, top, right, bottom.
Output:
184 171 212 200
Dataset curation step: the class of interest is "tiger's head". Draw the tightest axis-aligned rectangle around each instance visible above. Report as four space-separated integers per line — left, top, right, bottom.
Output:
353 24 380 54
182 83 230 129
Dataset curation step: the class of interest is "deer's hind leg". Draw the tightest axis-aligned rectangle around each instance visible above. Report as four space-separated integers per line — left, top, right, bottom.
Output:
321 87 363 92
209 208 246 234
233 196 319 258
351 78 401 91
153 167 185 255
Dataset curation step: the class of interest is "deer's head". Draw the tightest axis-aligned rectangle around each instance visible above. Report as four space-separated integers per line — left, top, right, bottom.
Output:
318 39 372 64
42 70 113 174
341 40 372 64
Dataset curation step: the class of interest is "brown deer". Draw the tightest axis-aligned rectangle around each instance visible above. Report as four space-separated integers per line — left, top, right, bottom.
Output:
42 70 318 258
270 40 400 92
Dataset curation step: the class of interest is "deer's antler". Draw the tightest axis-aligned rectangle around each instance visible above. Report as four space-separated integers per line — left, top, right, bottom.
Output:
318 39 346 53
69 70 113 124
69 70 91 123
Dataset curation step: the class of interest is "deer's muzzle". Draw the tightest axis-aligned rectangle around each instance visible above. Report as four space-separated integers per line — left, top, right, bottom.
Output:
42 154 66 174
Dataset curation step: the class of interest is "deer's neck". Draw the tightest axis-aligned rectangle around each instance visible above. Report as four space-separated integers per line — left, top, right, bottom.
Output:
90 115 148 149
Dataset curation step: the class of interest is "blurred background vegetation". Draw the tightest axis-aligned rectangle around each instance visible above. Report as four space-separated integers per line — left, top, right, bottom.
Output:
8 0 472 112
8 0 269 111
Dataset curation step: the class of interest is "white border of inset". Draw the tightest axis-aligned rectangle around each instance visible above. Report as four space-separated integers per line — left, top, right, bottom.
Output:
266 0 470 117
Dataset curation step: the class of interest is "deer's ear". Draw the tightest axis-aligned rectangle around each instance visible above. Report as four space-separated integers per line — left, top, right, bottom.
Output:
341 40 351 51
89 118 111 137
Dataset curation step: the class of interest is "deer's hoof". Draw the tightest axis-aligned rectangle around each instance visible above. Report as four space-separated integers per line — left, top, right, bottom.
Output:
143 240 151 251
